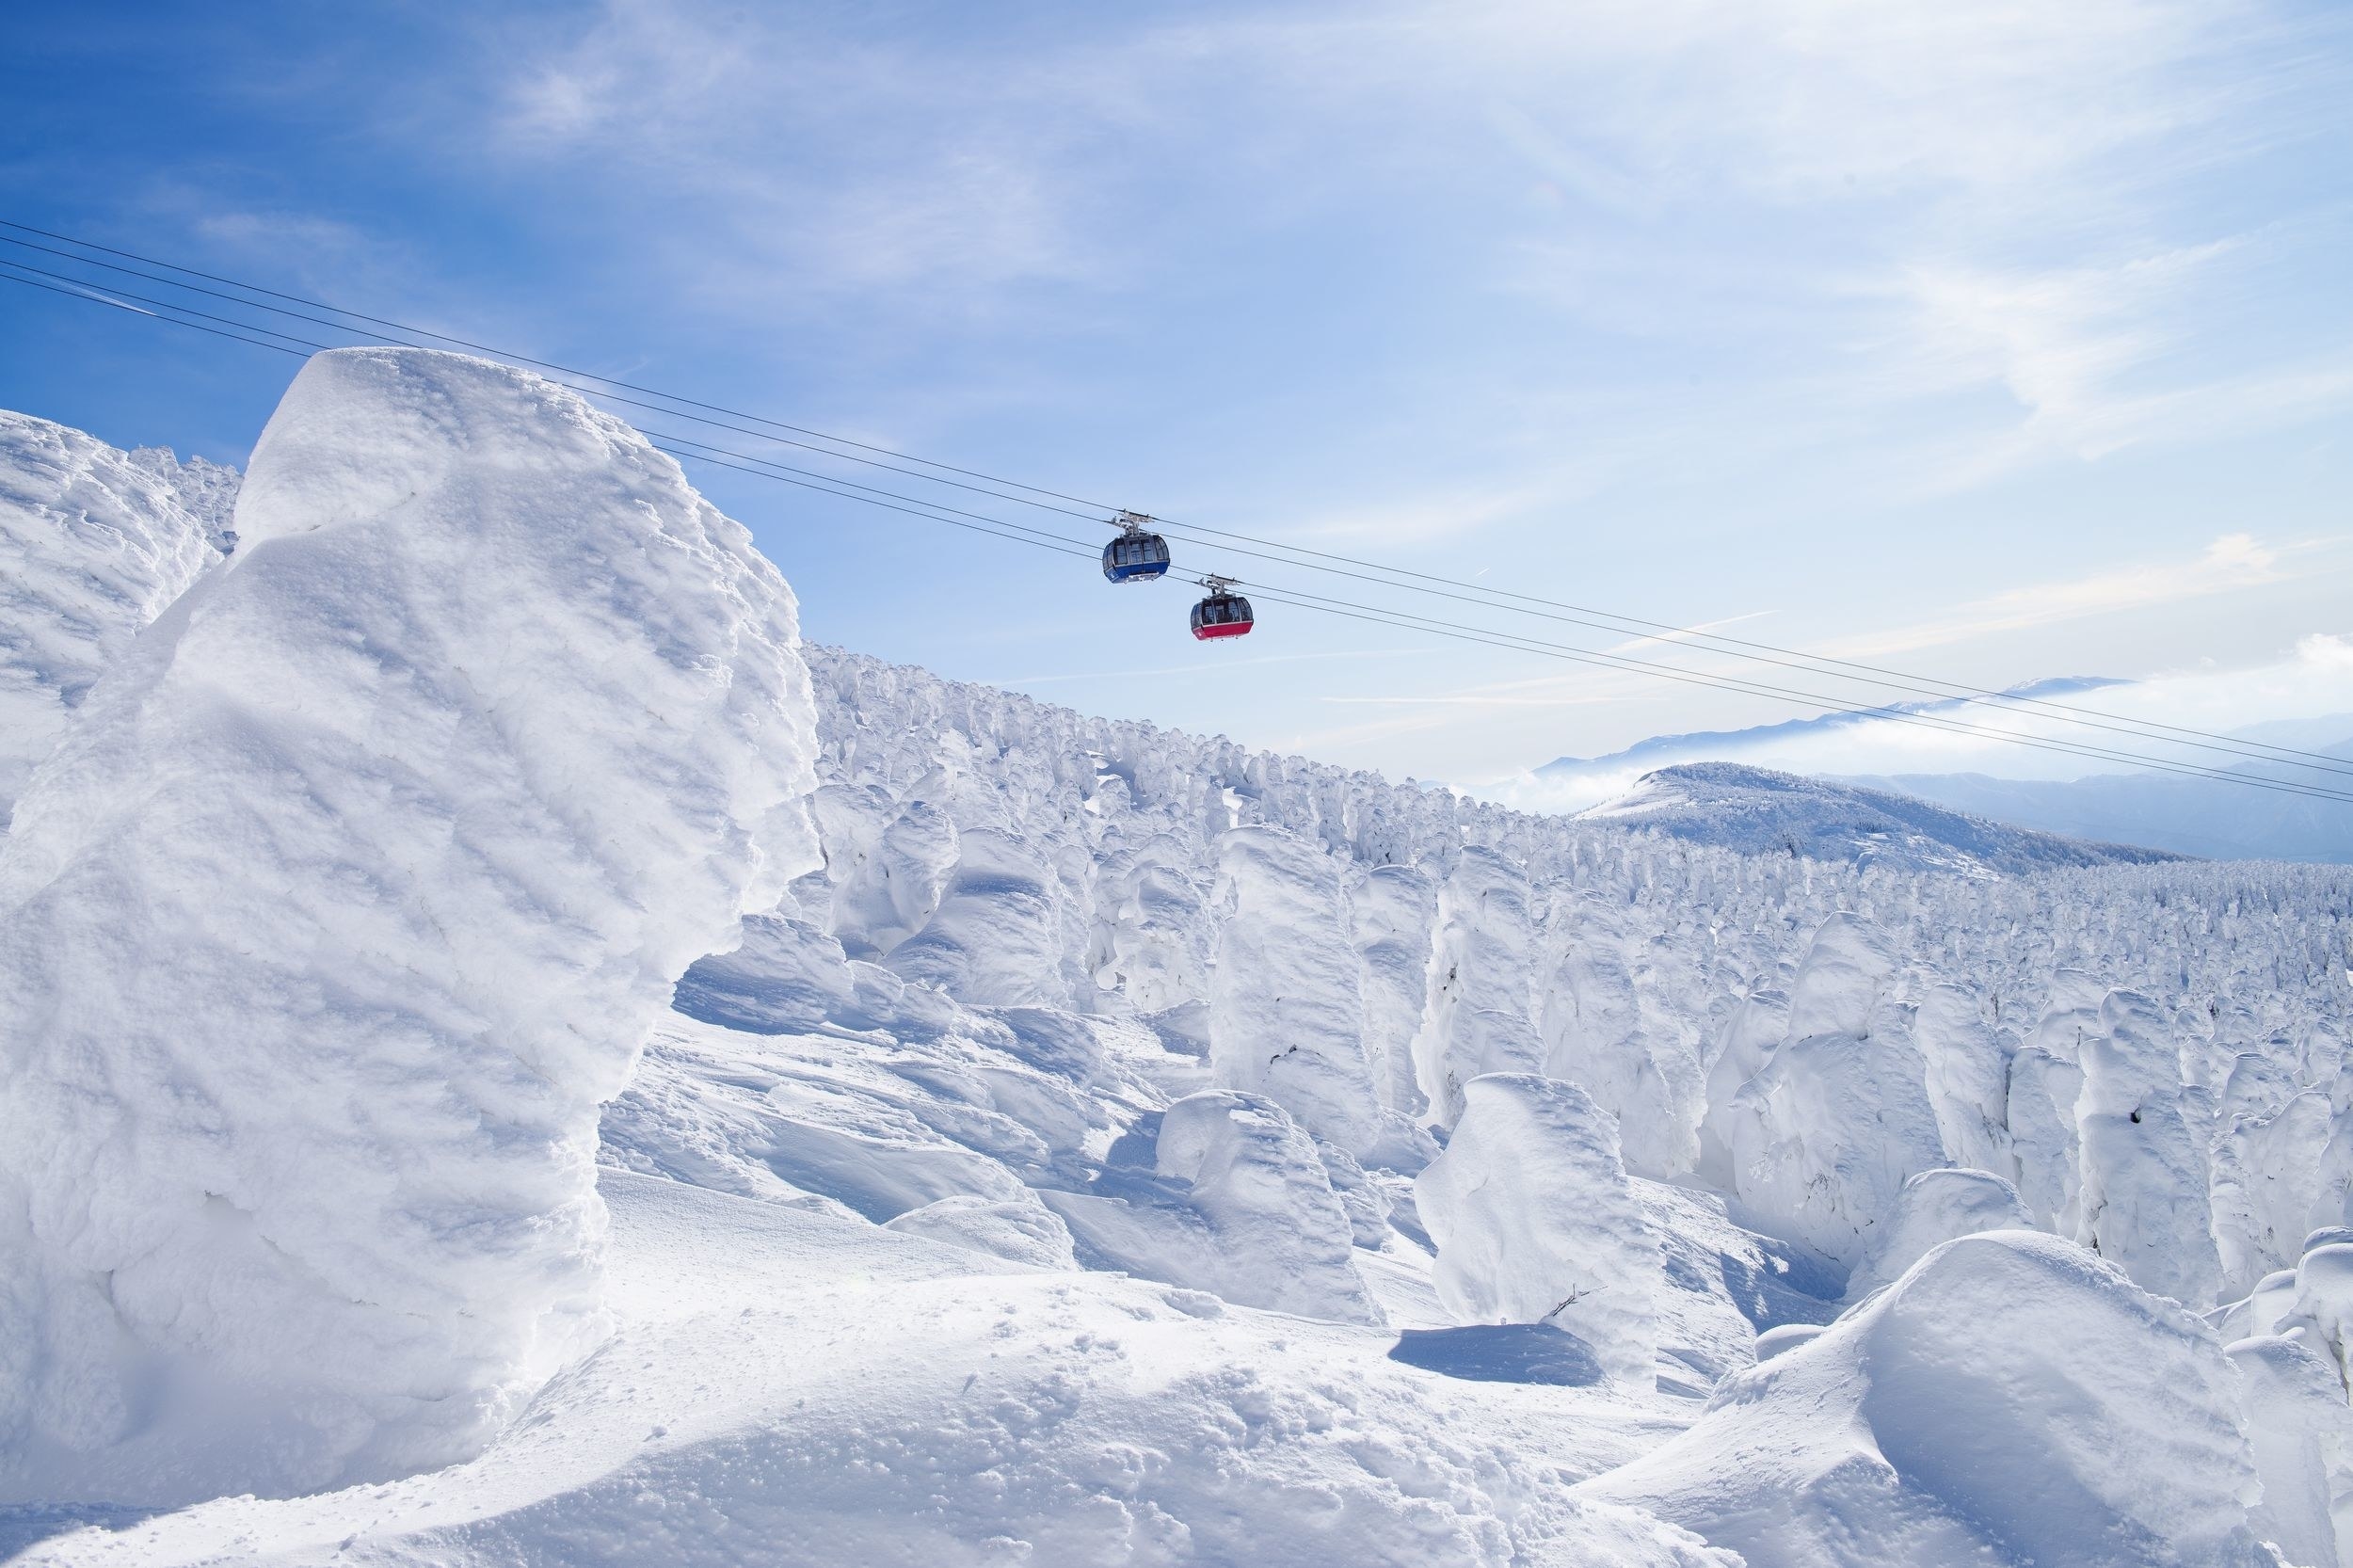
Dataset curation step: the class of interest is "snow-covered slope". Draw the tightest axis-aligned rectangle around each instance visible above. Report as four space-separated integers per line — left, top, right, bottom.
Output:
0 411 235 829
1517 680 2353 863
1575 760 2182 876
9 369 2353 1567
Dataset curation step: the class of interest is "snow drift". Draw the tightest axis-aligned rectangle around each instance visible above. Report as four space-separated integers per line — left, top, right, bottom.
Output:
1586 1230 2270 1568
0 349 816 1505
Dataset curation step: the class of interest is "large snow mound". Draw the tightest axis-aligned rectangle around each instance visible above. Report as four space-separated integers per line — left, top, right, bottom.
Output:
1585 1230 2269 1568
0 349 817 1506
0 411 235 828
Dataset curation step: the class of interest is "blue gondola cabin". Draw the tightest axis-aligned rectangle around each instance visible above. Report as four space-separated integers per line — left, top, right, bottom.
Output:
1102 530 1172 582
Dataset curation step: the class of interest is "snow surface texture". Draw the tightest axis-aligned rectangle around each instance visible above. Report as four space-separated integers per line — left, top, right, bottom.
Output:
1588 1230 2273 1568
0 411 235 830
0 352 817 1506
15 1173 1735 1568
10 381 2353 1565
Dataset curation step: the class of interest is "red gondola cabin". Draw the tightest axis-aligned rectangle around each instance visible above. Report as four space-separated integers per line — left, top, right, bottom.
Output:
1191 584 1254 640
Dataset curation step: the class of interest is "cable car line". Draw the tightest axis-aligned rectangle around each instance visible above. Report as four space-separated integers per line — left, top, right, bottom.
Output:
1075 510 2353 781
0 217 1107 508
650 441 1108 563
6 218 2343 778
1230 583 2353 803
1148 519 2353 776
637 435 2353 803
639 428 1100 550
0 227 1104 520
6 220 2343 779
1239 587 2353 807
0 268 1108 581
641 423 2353 792
0 265 310 360
8 230 2347 792
13 258 2339 799
0 246 1114 523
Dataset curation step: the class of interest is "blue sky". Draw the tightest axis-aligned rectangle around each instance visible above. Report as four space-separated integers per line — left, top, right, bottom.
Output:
5 0 2352 790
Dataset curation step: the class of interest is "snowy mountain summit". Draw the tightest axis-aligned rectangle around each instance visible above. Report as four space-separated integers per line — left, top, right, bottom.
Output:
1579 760 2184 877
6 351 2353 1568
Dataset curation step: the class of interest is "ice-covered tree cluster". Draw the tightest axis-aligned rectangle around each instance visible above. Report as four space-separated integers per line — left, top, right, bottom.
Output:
795 641 2353 1300
9 351 2353 1566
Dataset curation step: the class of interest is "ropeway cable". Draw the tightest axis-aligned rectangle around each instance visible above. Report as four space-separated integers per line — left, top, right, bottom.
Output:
9 250 2352 801
0 264 311 360
639 429 2353 805
8 217 2345 779
6 219 2345 779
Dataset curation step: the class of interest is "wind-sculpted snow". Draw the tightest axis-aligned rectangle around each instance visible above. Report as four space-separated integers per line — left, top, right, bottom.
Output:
1415 845 1548 1127
21 1175 1737 1568
1841 1168 2035 1303
1541 892 1707 1177
2077 988 2223 1304
1417 1074 1660 1384
1210 826 1384 1154
2229 1331 2353 1567
0 349 816 1505
0 411 235 829
1586 1231 2272 1568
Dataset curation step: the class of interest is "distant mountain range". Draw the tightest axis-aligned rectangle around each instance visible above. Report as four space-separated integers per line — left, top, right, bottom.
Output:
1536 677 2129 785
1576 761 2183 877
1537 683 2353 865
1846 749 2353 863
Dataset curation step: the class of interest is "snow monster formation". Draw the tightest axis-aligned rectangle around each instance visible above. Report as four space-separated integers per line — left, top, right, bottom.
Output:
0 349 817 1504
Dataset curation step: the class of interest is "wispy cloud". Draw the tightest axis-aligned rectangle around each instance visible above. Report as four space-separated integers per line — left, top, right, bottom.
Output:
1274 482 1564 550
1316 693 1622 707
1823 533 2342 659
1606 612 1777 657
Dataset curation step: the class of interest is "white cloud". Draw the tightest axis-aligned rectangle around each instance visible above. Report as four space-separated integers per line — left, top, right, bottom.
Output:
1471 632 2353 816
